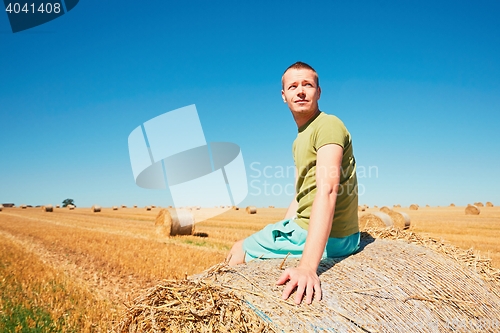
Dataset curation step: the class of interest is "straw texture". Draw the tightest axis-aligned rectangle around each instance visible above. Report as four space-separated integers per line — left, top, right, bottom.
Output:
465 204 480 215
387 210 411 230
246 206 257 214
379 206 391 214
359 212 393 230
155 208 195 237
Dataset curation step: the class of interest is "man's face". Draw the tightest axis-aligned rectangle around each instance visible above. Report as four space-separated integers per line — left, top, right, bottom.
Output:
281 68 321 117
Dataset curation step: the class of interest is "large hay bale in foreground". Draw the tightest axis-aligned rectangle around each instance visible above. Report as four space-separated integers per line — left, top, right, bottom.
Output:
155 208 195 237
465 204 480 215
486 201 494 207
387 210 410 230
359 212 393 230
409 204 419 210
91 205 101 213
42 205 53 212
379 206 392 214
116 230 500 333
246 206 257 214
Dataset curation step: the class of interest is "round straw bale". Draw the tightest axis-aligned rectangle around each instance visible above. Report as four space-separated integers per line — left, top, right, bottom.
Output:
465 204 480 215
21 204 27 209
139 238 500 333
121 205 127 208
269 205 275 208
379 206 392 214
232 206 239 210
155 208 195 237
0 205 3 212
409 204 419 210
133 205 137 208
358 205 366 212
42 205 53 212
112 206 118 210
146 206 152 211
474 202 484 207
450 203 455 207
486 201 494 207
387 211 411 230
373 205 378 209
91 205 101 213
67 204 75 210
246 206 257 214
55 205 60 208
358 212 393 230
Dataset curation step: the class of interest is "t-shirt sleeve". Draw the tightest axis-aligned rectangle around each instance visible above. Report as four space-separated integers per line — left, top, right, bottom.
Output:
314 115 348 151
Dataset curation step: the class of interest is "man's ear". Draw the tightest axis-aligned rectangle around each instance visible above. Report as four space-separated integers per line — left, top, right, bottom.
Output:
281 90 286 103
317 86 321 100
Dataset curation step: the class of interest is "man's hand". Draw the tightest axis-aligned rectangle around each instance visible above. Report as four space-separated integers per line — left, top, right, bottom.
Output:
276 266 321 305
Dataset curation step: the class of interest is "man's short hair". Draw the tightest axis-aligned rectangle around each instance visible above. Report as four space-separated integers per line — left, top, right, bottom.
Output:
282 61 319 89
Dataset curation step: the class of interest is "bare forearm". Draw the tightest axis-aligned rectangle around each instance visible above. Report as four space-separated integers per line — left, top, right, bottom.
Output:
298 191 336 271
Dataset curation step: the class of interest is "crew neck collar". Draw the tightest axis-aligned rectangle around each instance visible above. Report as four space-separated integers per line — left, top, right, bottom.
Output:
298 111 322 133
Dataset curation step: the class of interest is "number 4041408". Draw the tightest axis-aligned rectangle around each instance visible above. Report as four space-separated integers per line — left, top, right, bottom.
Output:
5 2 62 14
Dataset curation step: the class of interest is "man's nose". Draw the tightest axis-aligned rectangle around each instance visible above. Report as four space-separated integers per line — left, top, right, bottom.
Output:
297 86 306 96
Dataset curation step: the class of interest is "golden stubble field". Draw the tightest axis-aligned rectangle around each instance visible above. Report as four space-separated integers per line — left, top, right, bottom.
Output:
0 204 499 332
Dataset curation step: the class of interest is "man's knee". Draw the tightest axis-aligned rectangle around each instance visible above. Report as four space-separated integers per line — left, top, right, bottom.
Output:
227 239 245 266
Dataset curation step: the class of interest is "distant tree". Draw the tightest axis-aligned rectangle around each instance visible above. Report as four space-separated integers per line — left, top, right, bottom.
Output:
62 198 75 207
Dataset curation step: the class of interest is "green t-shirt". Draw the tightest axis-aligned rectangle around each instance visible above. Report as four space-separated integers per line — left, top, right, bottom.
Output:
292 111 359 238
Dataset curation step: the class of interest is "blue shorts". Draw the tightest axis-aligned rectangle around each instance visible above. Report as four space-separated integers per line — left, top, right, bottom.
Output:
242 218 360 262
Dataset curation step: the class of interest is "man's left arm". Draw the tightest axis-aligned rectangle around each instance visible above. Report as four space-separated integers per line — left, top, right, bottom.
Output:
276 143 342 304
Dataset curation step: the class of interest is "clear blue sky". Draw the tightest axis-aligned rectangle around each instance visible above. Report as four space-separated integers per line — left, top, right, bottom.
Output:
1 0 499 208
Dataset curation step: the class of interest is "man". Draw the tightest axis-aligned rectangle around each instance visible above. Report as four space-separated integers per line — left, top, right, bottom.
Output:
227 61 360 305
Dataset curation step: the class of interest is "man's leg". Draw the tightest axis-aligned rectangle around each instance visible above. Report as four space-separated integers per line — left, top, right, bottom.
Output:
227 239 245 266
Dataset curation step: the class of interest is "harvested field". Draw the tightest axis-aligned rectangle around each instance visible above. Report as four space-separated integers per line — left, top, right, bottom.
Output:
1 206 500 332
